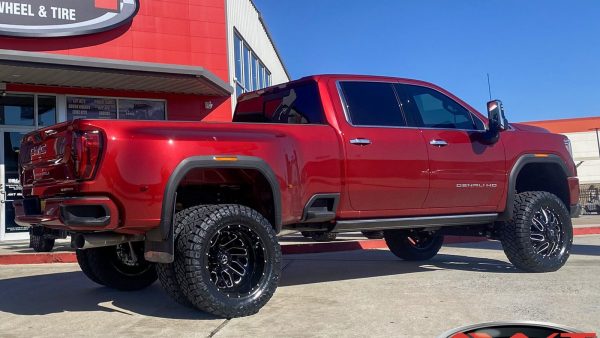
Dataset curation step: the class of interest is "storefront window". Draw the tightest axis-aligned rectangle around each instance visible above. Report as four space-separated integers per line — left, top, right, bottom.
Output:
66 96 166 121
67 96 117 120
37 95 57 126
0 94 34 126
119 99 166 120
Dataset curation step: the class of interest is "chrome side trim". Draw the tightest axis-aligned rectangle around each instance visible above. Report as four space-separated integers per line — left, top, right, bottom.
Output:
333 213 498 232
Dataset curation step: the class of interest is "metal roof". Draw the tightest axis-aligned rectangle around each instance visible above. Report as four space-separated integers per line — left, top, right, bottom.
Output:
524 116 600 134
0 49 233 96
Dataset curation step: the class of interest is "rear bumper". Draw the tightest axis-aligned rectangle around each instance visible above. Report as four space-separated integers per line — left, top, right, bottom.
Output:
13 196 119 230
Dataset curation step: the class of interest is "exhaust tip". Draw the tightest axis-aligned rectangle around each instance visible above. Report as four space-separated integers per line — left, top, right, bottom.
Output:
72 234 85 249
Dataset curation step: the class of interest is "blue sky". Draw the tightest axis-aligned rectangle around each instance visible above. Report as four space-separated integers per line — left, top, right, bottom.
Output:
253 0 600 122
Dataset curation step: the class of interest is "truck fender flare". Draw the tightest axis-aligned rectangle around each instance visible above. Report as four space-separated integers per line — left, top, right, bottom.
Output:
157 155 282 240
498 153 570 221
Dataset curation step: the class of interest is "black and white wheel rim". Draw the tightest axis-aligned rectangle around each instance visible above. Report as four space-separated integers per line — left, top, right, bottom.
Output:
113 242 152 276
207 224 266 297
530 206 564 258
407 232 437 251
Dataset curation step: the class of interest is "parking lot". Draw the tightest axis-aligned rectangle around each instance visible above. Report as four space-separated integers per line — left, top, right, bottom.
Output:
0 235 598 337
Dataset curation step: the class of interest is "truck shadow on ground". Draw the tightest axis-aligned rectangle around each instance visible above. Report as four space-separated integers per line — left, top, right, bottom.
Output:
0 250 515 319
278 249 517 287
446 240 600 257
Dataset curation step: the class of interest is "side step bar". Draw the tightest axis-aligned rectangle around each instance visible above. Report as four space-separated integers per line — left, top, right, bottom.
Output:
332 213 498 232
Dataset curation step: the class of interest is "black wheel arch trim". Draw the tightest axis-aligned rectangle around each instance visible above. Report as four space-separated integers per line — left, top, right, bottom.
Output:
498 153 572 221
156 155 282 240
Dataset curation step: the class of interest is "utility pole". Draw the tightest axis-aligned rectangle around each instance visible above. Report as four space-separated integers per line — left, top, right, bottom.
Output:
592 127 600 159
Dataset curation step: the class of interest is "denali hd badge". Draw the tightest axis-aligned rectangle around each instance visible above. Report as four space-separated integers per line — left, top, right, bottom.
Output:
0 0 139 37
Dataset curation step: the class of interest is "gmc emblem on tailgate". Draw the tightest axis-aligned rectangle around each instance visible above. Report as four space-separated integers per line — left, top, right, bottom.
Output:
30 144 47 157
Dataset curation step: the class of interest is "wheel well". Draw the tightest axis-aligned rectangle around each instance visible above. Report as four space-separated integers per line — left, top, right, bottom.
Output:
515 163 570 207
174 167 276 229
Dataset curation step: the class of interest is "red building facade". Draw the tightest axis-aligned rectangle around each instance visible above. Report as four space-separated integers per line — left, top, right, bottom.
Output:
0 0 288 240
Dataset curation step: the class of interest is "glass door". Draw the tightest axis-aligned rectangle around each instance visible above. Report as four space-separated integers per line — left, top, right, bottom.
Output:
0 130 30 240
0 93 56 241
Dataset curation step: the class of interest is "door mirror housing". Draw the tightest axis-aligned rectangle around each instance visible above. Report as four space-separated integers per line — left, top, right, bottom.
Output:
486 100 508 132
481 100 508 144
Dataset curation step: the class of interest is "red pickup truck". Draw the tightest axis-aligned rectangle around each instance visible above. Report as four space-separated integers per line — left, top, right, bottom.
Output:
14 74 580 318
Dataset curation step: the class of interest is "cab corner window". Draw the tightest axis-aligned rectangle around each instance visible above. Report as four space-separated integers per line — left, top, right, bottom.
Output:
400 85 478 130
339 81 406 127
234 81 324 124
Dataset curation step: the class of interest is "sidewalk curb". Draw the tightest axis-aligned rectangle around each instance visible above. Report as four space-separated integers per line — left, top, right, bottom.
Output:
1 228 599 265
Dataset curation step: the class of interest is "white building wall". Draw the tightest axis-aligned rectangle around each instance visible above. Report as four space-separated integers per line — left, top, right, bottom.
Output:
226 0 290 110
564 131 600 184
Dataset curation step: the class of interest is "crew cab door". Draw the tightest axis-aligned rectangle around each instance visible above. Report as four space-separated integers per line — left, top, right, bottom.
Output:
395 83 506 211
336 81 429 212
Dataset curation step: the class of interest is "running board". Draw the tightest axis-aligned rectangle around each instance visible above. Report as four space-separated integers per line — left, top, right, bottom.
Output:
333 213 498 232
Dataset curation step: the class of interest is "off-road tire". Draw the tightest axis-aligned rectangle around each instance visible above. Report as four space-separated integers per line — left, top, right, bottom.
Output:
83 242 157 291
30 234 55 252
361 230 384 240
175 204 282 318
384 230 444 261
76 249 104 285
500 191 573 272
157 205 219 307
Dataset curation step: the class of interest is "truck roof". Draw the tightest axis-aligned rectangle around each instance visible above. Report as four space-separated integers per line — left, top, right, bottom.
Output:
238 74 483 119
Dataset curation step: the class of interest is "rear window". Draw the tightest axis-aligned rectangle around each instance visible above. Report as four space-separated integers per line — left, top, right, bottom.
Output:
234 82 324 124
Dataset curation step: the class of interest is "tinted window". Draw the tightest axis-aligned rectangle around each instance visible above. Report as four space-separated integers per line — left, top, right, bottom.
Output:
234 82 324 124
37 95 56 126
0 94 34 126
339 82 405 126
399 84 477 130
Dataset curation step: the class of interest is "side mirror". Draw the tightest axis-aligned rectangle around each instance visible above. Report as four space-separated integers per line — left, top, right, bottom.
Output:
486 100 508 132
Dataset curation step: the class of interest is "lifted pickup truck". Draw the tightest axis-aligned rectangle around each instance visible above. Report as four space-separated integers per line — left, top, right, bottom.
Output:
14 75 580 318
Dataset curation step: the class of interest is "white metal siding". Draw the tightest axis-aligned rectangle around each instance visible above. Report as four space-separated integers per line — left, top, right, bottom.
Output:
564 131 600 183
226 0 290 111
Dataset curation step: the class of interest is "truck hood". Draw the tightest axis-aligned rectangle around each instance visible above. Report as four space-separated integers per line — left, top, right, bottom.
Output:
511 123 550 133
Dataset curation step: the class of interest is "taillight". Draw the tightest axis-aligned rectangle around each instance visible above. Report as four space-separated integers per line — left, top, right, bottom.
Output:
72 130 103 180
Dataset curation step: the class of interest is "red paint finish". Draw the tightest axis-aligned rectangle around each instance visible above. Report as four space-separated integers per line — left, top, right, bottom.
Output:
420 128 505 210
0 0 232 121
95 0 119 11
14 75 580 235
339 123 429 211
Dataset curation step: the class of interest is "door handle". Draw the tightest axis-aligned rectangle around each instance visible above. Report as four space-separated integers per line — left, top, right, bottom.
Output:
350 138 371 146
429 139 448 147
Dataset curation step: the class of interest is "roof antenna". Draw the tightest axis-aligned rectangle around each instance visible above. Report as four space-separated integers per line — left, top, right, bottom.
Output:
487 73 493 100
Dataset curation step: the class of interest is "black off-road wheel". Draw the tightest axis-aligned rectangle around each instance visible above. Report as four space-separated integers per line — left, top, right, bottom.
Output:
500 191 573 273
361 230 384 240
30 234 55 252
384 230 444 261
82 242 157 291
175 204 282 318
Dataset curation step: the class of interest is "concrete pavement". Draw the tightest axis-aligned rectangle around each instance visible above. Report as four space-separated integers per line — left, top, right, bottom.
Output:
0 235 598 337
1 215 598 263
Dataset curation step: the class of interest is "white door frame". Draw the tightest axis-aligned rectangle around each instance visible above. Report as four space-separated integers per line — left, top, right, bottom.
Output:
0 127 34 241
